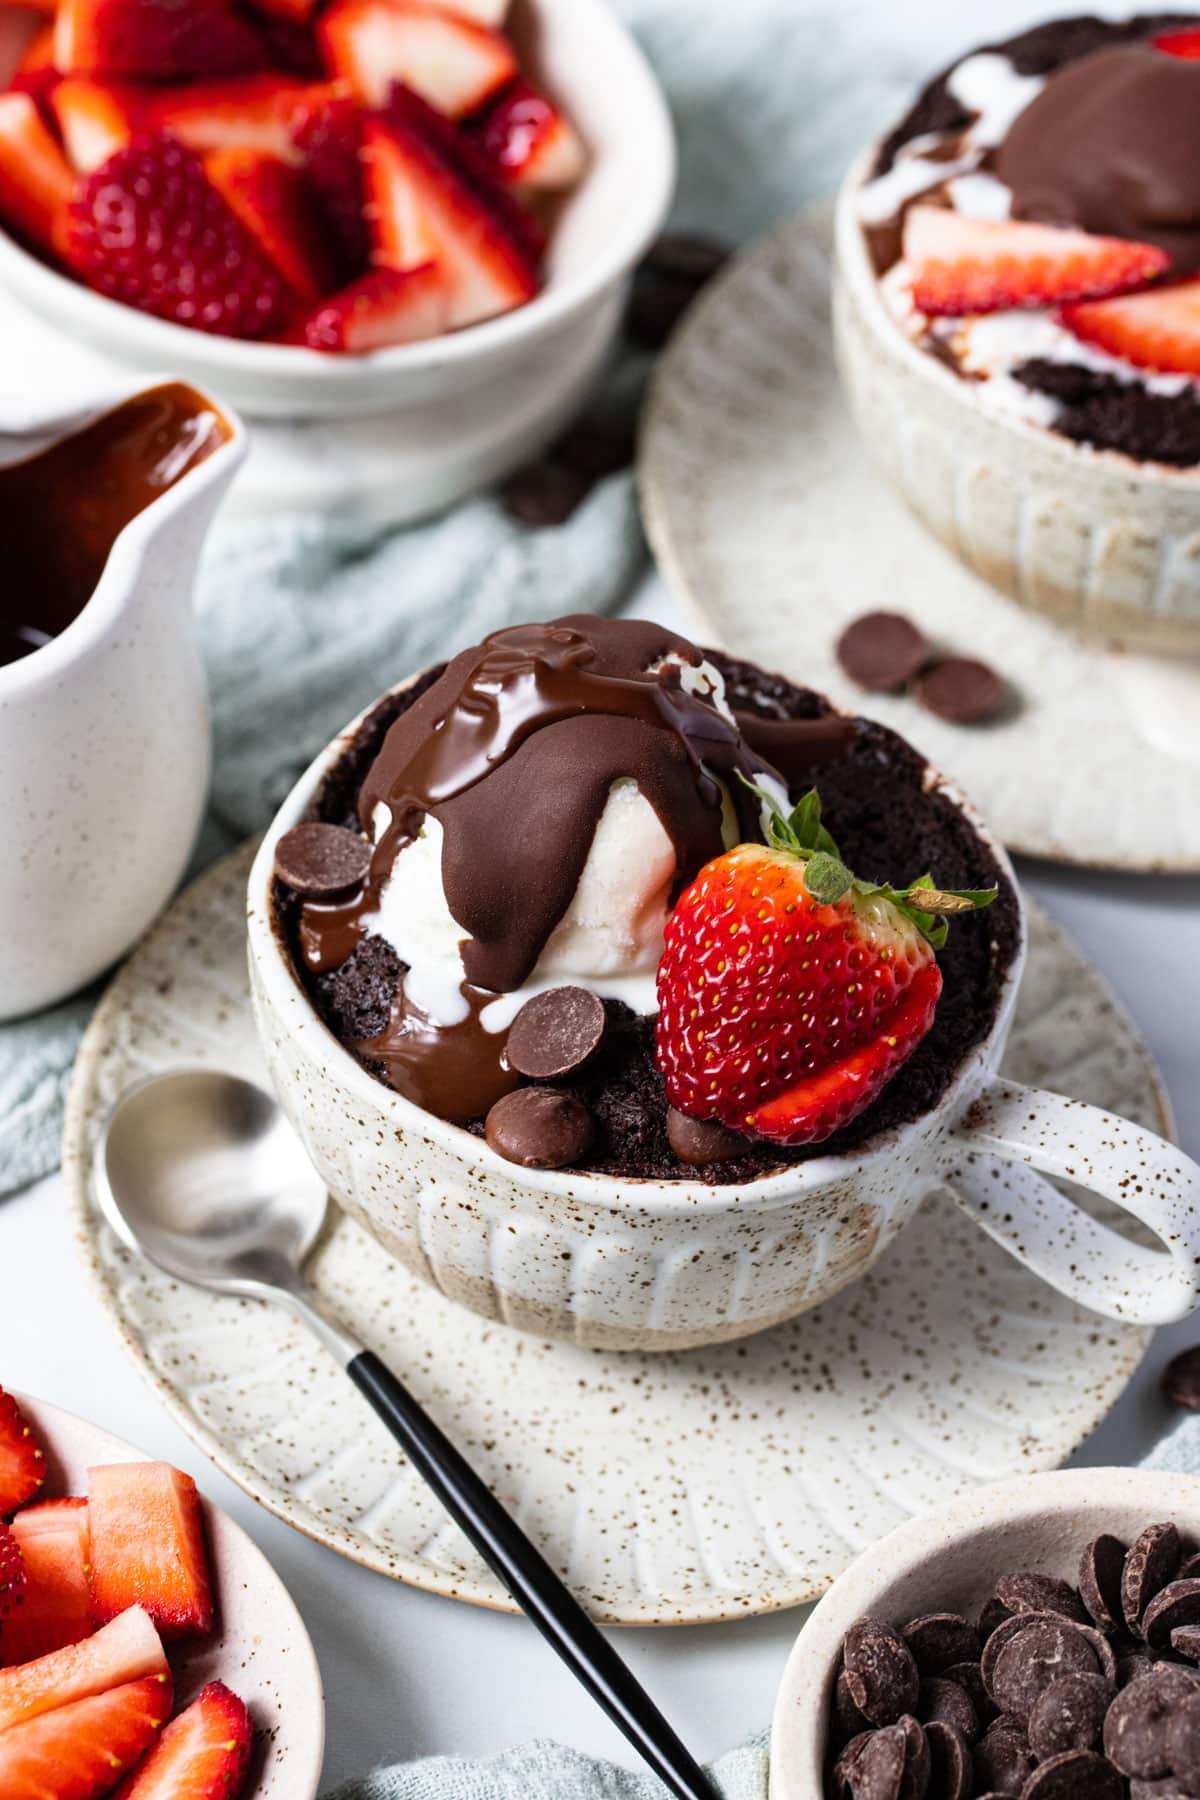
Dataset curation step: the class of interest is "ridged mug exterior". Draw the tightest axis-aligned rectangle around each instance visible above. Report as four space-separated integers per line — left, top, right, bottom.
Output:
833 147 1200 653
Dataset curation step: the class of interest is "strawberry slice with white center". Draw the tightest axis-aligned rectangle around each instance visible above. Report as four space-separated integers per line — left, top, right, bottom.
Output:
320 0 516 115
206 148 336 300
477 79 586 191
1062 277 1200 375
1 1499 93 1667
9 20 55 101
109 1680 252 1800
51 78 138 172
2 1673 172 1800
144 74 342 162
0 1606 167 1734
0 91 73 256
87 1463 213 1639
303 263 447 350
905 204 1171 317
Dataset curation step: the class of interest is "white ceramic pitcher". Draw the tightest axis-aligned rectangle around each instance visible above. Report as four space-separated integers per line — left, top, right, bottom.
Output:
0 379 245 1020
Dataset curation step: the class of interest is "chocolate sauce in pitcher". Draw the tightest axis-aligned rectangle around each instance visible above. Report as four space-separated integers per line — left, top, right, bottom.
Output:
0 383 229 668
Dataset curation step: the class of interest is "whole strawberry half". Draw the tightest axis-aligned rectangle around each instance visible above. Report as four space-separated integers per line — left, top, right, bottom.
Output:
61 131 287 338
655 790 995 1146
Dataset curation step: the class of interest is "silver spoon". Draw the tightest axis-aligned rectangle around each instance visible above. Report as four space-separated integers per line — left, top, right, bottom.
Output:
96 1068 716 1800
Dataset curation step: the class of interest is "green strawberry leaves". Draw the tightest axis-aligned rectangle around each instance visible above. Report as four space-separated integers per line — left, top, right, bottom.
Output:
743 779 997 948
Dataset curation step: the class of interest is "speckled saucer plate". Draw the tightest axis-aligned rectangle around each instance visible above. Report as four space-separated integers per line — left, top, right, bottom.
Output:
64 843 1166 1625
12 1391 324 1798
640 203 1200 872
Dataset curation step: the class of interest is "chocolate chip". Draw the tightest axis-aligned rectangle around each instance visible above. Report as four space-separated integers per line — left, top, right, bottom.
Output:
1180 1554 1200 1583
834 1667 873 1746
1020 1749 1122 1799
1118 1648 1162 1689
920 1676 979 1744
1027 1672 1111 1759
502 459 590 527
274 821 370 899
665 1106 745 1167
974 1715 1035 1795
989 1619 1102 1724
994 1574 1088 1625
1172 1625 1200 1662
1166 1687 1200 1793
851 1717 929 1800
1124 1525 1182 1634
1130 1781 1197 1798
643 232 730 285
943 1663 993 1729
844 1618 920 1726
1079 1534 1128 1635
925 1719 971 1800
484 1087 594 1169
505 986 607 1081
1143 1580 1200 1650
555 416 636 481
832 1731 872 1799
1161 1346 1200 1411
979 1597 1014 1640
982 1615 1043 1699
836 612 931 694
1104 1668 1199 1779
904 1613 982 1675
913 657 1009 725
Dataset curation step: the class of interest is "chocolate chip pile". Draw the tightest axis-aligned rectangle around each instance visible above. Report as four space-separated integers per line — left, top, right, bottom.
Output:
835 612 1010 726
827 1520 1200 1798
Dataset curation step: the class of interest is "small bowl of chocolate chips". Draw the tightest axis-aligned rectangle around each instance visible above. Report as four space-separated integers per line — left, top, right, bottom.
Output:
770 1468 1200 1800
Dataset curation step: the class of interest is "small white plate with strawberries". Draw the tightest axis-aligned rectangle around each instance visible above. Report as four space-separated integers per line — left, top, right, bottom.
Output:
0 1387 324 1800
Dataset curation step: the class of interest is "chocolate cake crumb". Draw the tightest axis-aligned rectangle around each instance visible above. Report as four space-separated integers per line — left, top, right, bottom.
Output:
1015 359 1200 467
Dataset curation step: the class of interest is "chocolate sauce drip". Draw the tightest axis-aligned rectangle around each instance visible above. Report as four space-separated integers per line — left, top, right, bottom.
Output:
996 42 1200 272
0 383 228 668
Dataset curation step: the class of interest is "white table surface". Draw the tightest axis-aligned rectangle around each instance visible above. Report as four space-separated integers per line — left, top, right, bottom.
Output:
3 561 1199 1788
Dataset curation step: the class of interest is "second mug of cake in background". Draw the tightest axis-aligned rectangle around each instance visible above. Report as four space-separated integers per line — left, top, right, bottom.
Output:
247 617 1200 1351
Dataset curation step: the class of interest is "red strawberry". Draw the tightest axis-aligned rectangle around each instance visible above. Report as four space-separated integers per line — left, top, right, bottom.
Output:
11 22 58 107
320 0 516 115
51 78 138 173
0 1605 166 1733
1153 26 1200 55
0 1521 26 1620
655 790 995 1146
364 113 537 328
1 1672 172 1800
1062 276 1200 375
62 132 287 338
905 205 1170 316
0 91 73 256
246 0 318 18
0 1388 46 1517
303 261 446 350
111 1680 252 1800
1 1499 93 1667
477 79 585 191
87 1463 213 1639
387 81 544 263
145 74 340 161
54 0 268 80
206 148 336 299
291 88 368 278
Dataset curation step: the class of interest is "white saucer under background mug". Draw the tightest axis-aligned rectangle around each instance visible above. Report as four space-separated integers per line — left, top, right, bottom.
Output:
0 379 245 1020
246 670 1200 1352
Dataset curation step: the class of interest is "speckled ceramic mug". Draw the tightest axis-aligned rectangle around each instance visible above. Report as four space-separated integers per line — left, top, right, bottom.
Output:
246 675 1200 1352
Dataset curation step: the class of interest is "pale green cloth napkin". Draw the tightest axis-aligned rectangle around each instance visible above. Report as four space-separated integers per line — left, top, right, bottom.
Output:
0 0 900 1195
322 1735 770 1800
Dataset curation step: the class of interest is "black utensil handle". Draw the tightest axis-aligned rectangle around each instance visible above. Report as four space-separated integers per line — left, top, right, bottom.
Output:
348 1350 717 1800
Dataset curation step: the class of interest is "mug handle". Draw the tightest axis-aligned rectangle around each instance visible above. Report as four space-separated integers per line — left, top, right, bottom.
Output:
939 1075 1200 1326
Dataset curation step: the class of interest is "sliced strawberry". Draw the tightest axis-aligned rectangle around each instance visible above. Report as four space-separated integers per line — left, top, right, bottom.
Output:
1 1499 93 1667
206 148 335 299
1153 26 1200 56
364 113 537 328
87 1463 213 1640
1 1673 172 1800
1063 277 1200 375
0 1521 26 1620
0 91 72 256
144 73 340 162
245 0 318 18
10 21 57 104
111 1680 252 1800
320 0 516 115
477 78 585 191
0 1605 166 1733
291 87 368 278
303 261 446 350
387 82 544 263
51 78 139 172
905 205 1171 316
55 0 268 79
62 132 287 339
0 1388 47 1517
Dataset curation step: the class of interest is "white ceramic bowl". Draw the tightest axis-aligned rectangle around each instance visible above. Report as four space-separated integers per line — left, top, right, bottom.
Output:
0 0 675 447
771 1466 1200 1800
833 145 1200 654
13 1391 325 1800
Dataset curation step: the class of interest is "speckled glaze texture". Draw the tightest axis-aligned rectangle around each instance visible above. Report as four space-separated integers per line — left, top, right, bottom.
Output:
0 381 245 1019
16 1392 324 1799
245 677 1200 1350
64 842 1167 1619
834 149 1200 654
771 1468 1200 1800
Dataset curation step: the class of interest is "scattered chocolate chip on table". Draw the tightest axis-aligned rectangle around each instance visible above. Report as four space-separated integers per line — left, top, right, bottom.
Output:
913 657 1009 726
836 611 931 694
